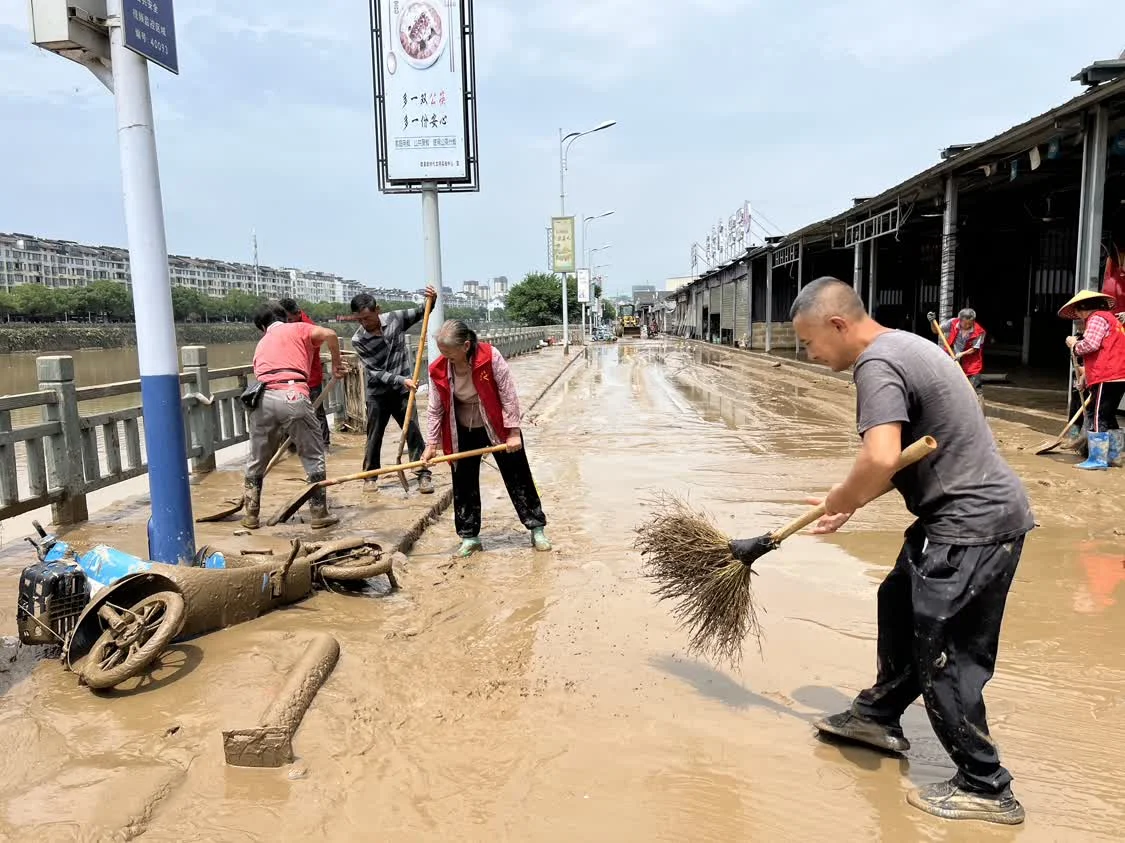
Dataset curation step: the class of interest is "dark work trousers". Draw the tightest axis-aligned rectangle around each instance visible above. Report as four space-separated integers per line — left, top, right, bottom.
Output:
308 385 330 445
364 390 427 475
852 521 1025 795
451 423 546 538
1085 381 1125 433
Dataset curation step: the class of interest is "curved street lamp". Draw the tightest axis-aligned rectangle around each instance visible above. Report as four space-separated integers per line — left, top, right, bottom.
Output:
558 120 616 350
583 211 614 269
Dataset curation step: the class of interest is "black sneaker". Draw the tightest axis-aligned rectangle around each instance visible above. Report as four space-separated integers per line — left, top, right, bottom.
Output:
907 780 1025 825
813 710 911 753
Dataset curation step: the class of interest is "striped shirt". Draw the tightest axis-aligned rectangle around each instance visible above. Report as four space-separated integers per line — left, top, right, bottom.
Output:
351 307 423 399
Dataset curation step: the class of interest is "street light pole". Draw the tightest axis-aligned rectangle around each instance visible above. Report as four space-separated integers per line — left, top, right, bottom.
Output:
558 120 616 352
588 245 612 338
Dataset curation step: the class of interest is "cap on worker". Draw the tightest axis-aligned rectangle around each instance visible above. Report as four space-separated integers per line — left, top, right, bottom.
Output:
1058 289 1116 321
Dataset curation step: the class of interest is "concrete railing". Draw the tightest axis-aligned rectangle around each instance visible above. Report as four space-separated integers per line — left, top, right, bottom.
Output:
0 346 346 527
339 326 552 431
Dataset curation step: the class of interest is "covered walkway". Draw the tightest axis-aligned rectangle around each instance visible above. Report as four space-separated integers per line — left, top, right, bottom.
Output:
671 59 1125 401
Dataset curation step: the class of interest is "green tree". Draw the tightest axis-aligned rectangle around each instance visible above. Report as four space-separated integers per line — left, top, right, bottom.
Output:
171 286 205 321
85 280 133 321
222 289 264 322
505 272 576 325
11 284 62 320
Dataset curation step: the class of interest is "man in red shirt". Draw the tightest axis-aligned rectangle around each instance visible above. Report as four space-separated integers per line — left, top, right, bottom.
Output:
245 302 346 529
281 299 330 446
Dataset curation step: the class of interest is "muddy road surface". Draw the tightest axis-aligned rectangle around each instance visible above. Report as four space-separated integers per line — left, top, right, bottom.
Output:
1 340 1123 841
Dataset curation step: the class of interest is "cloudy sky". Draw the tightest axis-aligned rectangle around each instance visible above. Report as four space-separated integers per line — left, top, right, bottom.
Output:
1 2 1123 296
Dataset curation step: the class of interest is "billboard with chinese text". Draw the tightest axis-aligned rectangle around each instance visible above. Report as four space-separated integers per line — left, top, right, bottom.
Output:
576 268 590 303
551 218 575 273
370 0 479 192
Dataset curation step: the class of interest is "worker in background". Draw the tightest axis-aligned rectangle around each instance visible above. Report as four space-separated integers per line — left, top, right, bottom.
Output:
280 298 330 446
350 288 437 495
244 302 346 530
782 278 1033 826
928 308 986 400
1060 290 1125 470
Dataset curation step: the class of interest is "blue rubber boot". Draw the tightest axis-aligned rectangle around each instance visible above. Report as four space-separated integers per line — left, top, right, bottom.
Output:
1075 431 1110 470
1108 430 1124 468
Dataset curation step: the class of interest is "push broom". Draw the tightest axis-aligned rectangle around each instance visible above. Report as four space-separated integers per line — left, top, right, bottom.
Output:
636 435 936 667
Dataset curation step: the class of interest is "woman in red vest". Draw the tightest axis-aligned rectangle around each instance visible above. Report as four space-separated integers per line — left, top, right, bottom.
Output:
422 320 551 557
1061 290 1125 470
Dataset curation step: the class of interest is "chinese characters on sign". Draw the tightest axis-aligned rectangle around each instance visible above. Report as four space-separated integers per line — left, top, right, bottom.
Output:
374 0 471 184
694 200 752 271
122 0 179 74
551 217 575 273
576 268 591 303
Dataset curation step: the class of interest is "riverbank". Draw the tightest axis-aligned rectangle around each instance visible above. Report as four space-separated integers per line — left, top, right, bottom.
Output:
0 322 364 354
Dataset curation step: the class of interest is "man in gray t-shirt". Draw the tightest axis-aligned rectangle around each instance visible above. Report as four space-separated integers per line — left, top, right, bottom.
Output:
782 278 1031 825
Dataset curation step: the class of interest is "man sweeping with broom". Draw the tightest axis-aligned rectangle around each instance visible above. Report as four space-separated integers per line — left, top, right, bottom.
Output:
777 278 1035 825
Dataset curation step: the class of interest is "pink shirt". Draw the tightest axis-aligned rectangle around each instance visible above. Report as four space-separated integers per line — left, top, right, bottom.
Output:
253 322 315 396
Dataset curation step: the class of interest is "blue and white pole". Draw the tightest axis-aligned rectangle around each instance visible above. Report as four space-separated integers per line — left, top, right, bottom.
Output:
108 1 196 564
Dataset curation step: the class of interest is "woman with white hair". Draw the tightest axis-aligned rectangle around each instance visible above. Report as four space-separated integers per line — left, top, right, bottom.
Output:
422 320 551 557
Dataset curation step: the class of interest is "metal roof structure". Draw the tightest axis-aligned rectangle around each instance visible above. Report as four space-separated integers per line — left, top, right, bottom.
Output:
779 75 1125 247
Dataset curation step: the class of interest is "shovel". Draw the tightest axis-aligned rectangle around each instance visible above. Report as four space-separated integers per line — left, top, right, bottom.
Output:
196 375 339 523
394 293 435 493
1034 393 1092 455
266 444 508 526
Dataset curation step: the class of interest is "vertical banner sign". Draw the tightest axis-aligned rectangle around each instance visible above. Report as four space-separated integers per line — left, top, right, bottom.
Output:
122 0 179 74
370 0 480 191
552 216 575 273
576 268 591 303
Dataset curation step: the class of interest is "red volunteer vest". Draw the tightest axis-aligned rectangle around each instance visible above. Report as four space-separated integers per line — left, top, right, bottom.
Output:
428 342 509 453
948 321 986 376
1083 311 1125 386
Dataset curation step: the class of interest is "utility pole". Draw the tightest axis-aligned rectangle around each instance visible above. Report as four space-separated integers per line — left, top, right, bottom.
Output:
252 228 260 296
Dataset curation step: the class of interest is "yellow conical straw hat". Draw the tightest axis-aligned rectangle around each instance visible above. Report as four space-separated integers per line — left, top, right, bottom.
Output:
1058 289 1116 320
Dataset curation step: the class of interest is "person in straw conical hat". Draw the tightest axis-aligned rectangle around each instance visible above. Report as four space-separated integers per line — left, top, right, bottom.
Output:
1060 289 1125 470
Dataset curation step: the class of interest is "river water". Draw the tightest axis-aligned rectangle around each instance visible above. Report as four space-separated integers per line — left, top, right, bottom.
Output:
0 342 259 397
0 343 260 547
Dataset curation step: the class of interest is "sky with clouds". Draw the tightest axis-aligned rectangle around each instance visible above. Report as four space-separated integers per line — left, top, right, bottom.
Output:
1 1 1124 297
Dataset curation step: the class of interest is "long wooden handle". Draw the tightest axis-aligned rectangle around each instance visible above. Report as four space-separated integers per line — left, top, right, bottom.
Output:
1070 349 1088 403
396 295 435 464
319 444 507 489
770 436 938 543
1056 393 1092 438
932 319 977 388
263 375 339 476
927 315 954 355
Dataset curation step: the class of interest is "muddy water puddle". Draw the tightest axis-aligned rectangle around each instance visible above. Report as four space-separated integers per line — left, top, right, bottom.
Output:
1 340 1123 840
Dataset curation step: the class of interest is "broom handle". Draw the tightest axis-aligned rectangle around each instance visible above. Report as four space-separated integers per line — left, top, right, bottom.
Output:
396 293 435 464
263 375 339 476
316 444 508 489
932 318 975 387
770 436 938 543
1054 393 1091 439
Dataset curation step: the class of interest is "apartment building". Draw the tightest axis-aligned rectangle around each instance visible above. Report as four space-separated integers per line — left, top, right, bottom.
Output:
0 232 365 304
